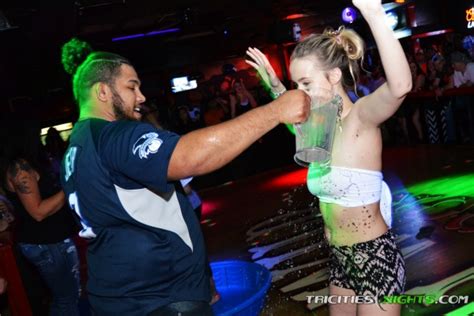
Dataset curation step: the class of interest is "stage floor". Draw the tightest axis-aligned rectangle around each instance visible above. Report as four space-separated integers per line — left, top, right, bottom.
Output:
199 145 474 315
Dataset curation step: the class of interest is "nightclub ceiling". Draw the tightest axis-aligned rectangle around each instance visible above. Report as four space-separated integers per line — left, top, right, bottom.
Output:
0 0 452 122
0 0 354 62
0 0 357 117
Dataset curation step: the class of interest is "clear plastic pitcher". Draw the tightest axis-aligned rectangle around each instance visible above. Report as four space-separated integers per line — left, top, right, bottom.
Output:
294 88 342 168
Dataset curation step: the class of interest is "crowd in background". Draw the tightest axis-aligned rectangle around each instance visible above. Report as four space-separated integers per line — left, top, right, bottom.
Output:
142 37 474 153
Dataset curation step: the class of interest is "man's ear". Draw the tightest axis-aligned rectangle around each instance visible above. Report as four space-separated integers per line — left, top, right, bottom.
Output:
93 82 111 103
327 68 342 85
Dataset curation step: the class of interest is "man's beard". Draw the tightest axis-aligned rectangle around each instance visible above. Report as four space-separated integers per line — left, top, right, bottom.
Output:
111 87 137 121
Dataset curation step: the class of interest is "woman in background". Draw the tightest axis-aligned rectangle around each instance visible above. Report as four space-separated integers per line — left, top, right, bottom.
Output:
1 152 80 316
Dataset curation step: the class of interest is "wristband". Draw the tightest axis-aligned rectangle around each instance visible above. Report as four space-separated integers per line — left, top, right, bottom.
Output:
271 87 287 99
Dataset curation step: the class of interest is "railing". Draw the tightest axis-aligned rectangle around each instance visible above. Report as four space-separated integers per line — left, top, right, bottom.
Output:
406 87 474 99
400 87 474 144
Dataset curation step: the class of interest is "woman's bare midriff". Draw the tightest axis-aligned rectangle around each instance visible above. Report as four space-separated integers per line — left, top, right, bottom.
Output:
320 201 388 247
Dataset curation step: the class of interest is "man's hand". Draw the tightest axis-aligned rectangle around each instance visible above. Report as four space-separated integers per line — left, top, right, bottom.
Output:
271 90 311 124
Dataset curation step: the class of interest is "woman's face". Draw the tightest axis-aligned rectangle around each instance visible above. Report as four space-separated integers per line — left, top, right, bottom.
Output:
289 57 332 96
233 82 243 93
434 58 445 72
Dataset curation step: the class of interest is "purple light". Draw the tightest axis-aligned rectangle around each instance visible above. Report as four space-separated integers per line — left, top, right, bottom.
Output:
342 7 357 24
146 28 180 36
112 33 145 41
112 28 180 42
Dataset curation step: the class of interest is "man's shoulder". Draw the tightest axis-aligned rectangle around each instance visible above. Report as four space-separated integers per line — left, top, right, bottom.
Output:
96 120 179 156
101 120 155 140
107 119 144 131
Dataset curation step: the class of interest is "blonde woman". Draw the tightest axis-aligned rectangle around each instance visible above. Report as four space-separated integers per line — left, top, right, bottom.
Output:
246 0 411 314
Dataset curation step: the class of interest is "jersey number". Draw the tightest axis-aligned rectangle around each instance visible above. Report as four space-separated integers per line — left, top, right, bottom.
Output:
68 192 97 239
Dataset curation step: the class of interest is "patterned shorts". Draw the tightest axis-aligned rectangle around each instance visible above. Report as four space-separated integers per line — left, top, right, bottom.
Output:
329 230 406 299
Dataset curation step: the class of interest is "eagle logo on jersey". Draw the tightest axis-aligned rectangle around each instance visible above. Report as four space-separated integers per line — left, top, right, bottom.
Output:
132 132 163 159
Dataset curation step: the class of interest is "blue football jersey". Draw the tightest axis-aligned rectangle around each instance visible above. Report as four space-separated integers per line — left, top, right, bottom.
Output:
60 119 210 314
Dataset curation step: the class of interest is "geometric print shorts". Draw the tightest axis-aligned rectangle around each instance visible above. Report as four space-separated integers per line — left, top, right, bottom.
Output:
329 230 406 300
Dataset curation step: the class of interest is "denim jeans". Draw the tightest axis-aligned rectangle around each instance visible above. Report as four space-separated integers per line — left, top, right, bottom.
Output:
19 238 81 316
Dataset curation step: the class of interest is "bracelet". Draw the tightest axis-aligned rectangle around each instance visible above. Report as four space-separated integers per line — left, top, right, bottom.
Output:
271 88 287 98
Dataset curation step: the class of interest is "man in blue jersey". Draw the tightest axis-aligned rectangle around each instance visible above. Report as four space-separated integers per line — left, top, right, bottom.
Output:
59 39 310 315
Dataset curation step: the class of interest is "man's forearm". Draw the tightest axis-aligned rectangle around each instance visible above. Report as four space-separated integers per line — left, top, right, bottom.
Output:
168 103 279 180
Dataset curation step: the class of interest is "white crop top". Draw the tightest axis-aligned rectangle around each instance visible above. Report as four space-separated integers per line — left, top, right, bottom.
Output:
307 165 392 227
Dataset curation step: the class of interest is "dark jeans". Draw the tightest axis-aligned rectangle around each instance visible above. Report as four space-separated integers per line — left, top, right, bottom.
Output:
149 301 214 316
19 238 80 316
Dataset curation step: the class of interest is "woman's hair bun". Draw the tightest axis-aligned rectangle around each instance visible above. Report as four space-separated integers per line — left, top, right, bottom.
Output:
61 38 93 76
324 26 364 61
338 28 364 61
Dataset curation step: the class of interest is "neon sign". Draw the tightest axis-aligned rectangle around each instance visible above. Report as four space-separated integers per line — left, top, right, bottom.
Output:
467 8 474 29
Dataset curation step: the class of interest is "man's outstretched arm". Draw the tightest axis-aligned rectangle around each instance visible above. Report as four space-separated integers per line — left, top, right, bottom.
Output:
168 90 310 180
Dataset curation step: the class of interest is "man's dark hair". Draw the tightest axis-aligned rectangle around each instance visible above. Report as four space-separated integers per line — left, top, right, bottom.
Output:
61 38 132 104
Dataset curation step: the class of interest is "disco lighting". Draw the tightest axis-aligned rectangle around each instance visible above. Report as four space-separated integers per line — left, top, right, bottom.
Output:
341 7 357 24
112 28 180 41
385 11 399 30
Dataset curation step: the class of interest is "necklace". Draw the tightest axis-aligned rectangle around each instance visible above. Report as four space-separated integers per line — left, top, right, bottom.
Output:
334 94 343 133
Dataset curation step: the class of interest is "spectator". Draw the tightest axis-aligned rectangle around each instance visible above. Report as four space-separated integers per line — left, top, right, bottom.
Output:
404 61 427 142
450 51 474 143
175 106 198 134
425 54 454 143
186 90 205 129
232 79 257 115
451 51 474 88
44 127 67 178
0 152 81 316
415 49 428 75
429 54 453 93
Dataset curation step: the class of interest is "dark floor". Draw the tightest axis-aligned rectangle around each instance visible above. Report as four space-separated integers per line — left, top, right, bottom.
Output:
199 145 474 315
